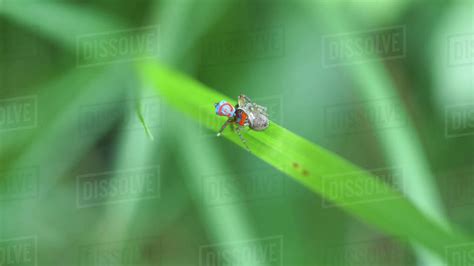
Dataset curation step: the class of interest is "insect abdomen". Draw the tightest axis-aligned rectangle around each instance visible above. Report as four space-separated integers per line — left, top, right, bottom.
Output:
249 115 269 131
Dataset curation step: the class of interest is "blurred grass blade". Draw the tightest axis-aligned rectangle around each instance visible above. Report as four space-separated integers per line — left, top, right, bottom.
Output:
0 0 126 50
137 60 470 258
136 100 155 141
305 5 452 265
168 112 265 266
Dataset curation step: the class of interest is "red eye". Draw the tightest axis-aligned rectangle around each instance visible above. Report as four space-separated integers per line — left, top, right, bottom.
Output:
215 101 235 117
218 103 235 117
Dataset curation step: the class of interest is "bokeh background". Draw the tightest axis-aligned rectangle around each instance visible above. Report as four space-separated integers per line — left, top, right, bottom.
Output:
0 0 473 265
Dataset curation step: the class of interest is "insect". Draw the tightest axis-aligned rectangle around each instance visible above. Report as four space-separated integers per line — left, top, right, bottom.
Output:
214 94 269 150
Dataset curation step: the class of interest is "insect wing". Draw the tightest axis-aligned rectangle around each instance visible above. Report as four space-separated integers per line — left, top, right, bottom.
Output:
238 95 253 107
237 95 269 119
250 103 269 117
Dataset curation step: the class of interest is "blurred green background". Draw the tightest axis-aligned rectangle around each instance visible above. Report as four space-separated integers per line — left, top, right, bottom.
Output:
0 0 473 265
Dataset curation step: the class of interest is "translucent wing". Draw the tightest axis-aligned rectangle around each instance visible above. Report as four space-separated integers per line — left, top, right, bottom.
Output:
238 94 268 117
250 103 268 117
238 94 253 107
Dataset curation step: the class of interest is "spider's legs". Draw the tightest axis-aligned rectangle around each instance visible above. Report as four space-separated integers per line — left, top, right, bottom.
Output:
235 126 250 151
217 118 232 137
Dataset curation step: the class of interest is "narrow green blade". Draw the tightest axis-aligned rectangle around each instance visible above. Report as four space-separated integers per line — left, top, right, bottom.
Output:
137 60 470 258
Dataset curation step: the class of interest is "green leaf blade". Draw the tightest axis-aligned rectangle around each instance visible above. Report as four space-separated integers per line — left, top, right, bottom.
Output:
138 60 470 259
